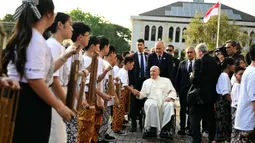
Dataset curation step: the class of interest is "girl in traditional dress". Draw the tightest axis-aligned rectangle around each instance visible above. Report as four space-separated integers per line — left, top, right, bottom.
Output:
215 57 235 142
3 0 75 142
45 12 73 143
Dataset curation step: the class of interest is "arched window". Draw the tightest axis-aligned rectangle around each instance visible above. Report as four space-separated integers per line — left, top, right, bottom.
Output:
175 27 180 43
182 28 187 43
144 25 150 41
168 27 174 41
157 26 163 40
250 31 254 45
151 26 156 41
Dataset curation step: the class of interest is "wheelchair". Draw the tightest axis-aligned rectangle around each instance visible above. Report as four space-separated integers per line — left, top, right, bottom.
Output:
140 103 177 139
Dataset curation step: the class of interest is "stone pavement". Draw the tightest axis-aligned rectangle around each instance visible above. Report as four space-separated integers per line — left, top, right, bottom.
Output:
106 98 208 143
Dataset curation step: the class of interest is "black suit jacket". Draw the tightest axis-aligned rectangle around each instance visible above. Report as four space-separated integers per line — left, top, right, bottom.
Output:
192 54 219 103
175 60 193 96
147 52 174 82
129 52 148 89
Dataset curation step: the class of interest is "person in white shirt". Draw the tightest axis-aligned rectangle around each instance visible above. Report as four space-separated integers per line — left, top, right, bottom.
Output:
135 66 176 138
99 45 117 143
234 45 255 142
65 22 91 143
215 58 235 142
45 12 73 143
230 58 246 86
230 66 245 142
112 56 138 134
3 0 75 142
113 55 123 78
79 36 111 142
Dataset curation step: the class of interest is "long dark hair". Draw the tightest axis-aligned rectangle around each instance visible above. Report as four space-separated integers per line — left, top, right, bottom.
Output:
3 0 54 78
43 12 70 39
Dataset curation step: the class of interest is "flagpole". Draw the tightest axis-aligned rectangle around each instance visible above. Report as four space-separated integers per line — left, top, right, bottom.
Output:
216 0 221 49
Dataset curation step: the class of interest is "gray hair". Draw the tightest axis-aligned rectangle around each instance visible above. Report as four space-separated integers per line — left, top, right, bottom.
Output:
195 43 208 53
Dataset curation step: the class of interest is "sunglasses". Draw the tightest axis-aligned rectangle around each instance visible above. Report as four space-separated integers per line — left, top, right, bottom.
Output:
187 51 194 54
166 49 173 52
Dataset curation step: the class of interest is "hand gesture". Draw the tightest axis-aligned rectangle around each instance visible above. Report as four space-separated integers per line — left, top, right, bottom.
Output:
81 69 89 77
102 93 112 101
0 77 21 90
55 102 75 121
164 97 174 102
65 45 81 57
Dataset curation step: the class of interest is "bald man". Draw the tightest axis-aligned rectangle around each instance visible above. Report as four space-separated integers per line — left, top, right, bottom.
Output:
147 41 174 82
136 66 176 138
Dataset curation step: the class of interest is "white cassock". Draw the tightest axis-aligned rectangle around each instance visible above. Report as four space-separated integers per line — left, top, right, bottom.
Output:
138 76 177 134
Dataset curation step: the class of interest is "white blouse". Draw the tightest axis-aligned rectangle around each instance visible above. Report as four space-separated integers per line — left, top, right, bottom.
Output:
47 37 68 86
216 72 231 96
7 28 54 85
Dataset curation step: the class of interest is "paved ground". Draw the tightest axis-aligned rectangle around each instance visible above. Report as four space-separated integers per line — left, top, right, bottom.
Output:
106 98 208 143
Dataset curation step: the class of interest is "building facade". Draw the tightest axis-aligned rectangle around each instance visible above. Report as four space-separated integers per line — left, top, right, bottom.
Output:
130 0 255 53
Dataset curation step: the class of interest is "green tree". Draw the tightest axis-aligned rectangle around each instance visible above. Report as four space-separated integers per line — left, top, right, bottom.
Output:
68 8 131 53
2 14 15 22
183 13 249 50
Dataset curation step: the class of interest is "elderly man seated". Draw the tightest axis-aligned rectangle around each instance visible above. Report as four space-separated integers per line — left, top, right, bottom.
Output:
135 66 177 138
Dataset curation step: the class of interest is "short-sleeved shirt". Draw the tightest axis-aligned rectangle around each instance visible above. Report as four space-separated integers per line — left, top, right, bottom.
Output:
82 54 103 92
47 37 68 86
117 68 129 87
113 65 120 78
235 66 255 131
7 28 54 85
231 82 240 108
216 72 231 96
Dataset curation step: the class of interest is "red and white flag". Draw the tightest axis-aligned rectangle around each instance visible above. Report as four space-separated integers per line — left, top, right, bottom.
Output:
203 2 220 23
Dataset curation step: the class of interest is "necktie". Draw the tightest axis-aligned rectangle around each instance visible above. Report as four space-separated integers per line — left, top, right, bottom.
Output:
158 55 161 64
188 60 193 73
140 53 144 78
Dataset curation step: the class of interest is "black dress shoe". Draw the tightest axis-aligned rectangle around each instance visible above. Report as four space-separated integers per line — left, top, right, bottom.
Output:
105 134 115 140
160 131 172 139
143 130 157 138
130 127 137 132
177 129 186 135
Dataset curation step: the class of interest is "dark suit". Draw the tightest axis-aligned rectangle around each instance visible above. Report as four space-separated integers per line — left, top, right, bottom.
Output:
129 52 148 129
147 52 174 83
172 57 180 88
175 59 194 130
190 54 218 143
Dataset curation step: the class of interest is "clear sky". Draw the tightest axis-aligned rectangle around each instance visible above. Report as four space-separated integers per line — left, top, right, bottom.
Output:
0 0 254 28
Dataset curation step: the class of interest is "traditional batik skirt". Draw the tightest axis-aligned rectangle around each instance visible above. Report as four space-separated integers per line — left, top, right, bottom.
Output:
12 82 51 143
77 107 96 143
65 115 78 143
112 92 125 132
215 95 231 142
232 130 255 143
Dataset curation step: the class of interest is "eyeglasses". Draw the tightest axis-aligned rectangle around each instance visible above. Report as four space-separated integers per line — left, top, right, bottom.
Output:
166 49 173 52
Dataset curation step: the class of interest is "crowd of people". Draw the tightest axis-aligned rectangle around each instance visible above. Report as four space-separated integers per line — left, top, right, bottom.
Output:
1 0 255 143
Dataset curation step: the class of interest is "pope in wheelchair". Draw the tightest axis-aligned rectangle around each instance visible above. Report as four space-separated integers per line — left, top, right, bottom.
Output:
135 66 176 138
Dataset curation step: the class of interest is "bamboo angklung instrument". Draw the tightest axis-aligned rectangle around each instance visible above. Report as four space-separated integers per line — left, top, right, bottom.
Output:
106 74 120 107
66 53 80 110
76 73 87 111
77 52 98 143
0 22 20 143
